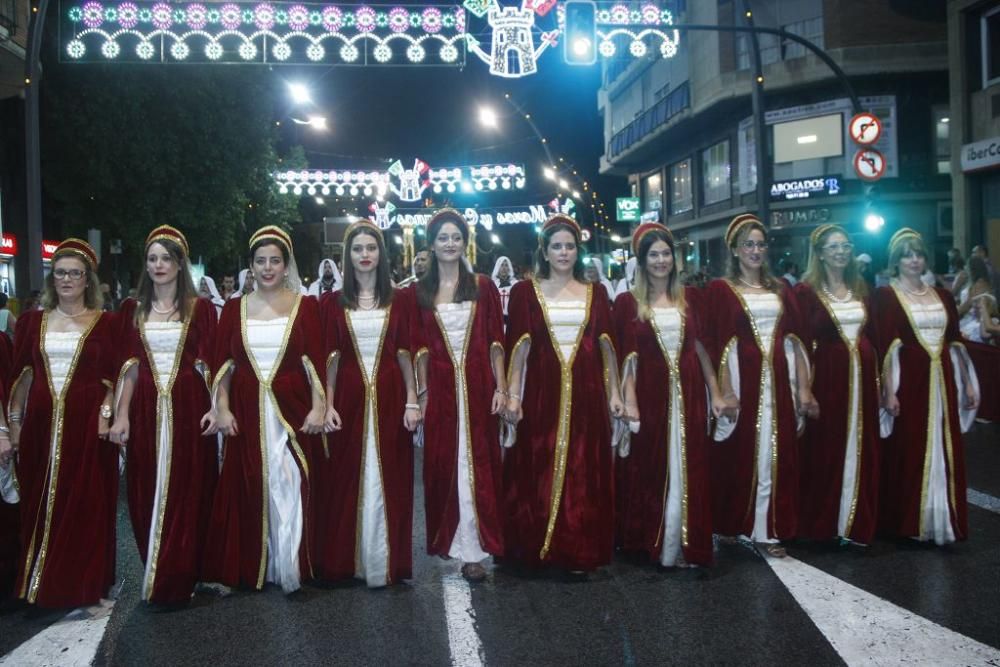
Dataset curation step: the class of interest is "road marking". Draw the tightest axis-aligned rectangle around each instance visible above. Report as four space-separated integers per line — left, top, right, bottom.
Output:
0 600 114 667
765 556 1000 666
967 488 1000 515
440 571 485 667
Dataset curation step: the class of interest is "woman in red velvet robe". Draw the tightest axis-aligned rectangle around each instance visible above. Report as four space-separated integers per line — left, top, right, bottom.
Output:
706 215 816 558
7 239 118 607
202 226 327 593
615 223 730 568
316 219 420 588
794 225 880 545
503 214 624 573
410 209 506 583
876 228 978 545
109 226 218 605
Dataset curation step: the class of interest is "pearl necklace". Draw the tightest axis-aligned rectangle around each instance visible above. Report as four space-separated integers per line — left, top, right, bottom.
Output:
357 294 378 311
821 283 853 303
737 276 764 290
151 301 177 315
56 306 87 319
895 278 929 297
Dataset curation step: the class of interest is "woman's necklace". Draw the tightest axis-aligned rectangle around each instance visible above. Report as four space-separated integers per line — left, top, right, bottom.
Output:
151 301 177 315
822 282 853 303
357 293 378 311
895 278 929 298
737 276 763 290
56 305 87 319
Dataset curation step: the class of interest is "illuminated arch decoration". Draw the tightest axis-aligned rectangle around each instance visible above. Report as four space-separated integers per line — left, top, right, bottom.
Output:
274 159 525 202
60 1 679 75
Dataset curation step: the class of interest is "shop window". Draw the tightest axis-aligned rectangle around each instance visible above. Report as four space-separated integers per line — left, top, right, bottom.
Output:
932 105 951 175
642 170 663 214
670 158 693 214
984 6 1000 89
701 141 731 206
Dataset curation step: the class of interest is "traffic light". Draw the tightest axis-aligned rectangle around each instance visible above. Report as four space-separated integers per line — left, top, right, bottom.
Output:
564 0 597 66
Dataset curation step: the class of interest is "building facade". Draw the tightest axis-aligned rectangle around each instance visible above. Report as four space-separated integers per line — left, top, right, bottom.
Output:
598 0 953 275
948 0 1000 261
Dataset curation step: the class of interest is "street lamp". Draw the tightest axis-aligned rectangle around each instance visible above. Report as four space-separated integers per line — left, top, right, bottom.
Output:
544 167 556 181
478 106 499 129
288 82 312 105
291 115 327 131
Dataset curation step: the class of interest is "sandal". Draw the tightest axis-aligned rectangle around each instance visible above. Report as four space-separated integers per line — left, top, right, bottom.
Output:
761 543 787 558
461 562 488 583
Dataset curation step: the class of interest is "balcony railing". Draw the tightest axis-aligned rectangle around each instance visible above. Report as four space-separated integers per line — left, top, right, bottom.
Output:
0 0 16 38
608 82 690 160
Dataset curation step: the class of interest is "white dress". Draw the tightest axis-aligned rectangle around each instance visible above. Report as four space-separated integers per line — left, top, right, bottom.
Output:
247 317 304 593
742 293 782 544
348 308 392 587
139 322 183 599
436 302 489 564
652 307 685 566
542 297 586 362
907 302 956 545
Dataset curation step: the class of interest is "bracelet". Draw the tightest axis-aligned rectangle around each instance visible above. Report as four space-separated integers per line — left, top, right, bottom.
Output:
508 394 522 403
8 414 21 423
494 389 508 397
405 403 420 410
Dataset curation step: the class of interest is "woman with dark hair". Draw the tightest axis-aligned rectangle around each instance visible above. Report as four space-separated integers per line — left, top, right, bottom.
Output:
409 209 506 582
957 255 995 342
795 225 880 546
202 226 327 594
108 225 218 605
502 214 624 574
317 219 420 588
5 239 119 607
614 222 732 568
877 228 979 545
704 214 817 558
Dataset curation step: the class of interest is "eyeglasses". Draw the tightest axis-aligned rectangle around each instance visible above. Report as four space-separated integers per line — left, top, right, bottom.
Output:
822 243 854 254
53 269 85 280
739 241 768 251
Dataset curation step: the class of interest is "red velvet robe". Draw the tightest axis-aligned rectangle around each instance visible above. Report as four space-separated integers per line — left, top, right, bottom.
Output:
409 277 505 559
503 281 615 571
704 279 802 540
0 334 16 598
314 291 414 584
10 310 118 607
202 295 326 589
873 286 968 541
794 284 880 544
118 298 218 604
613 290 713 566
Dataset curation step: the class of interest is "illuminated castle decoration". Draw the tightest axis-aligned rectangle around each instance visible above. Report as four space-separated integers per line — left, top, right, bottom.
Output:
368 201 397 230
388 159 430 203
466 0 559 78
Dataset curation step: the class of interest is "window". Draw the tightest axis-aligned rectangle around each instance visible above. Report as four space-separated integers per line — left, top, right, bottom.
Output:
642 171 663 213
933 106 951 175
701 141 731 206
982 6 1000 88
735 33 780 71
782 18 823 59
670 159 693 214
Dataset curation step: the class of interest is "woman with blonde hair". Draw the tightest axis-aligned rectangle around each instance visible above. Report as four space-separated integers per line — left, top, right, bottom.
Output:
503 214 624 574
109 225 218 605
5 239 119 607
614 222 733 568
795 224 880 545
202 225 327 593
876 228 978 545
704 214 817 558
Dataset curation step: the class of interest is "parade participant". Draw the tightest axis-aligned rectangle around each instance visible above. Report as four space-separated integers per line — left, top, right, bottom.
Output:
198 276 226 316
229 269 254 299
614 256 637 297
614 222 732 568
502 214 624 574
877 228 979 545
586 257 615 302
6 239 119 607
317 219 420 588
795 225 880 546
220 274 236 300
109 226 218 605
705 214 817 558
307 258 342 298
397 249 430 288
202 226 327 593
491 256 518 327
410 209 506 582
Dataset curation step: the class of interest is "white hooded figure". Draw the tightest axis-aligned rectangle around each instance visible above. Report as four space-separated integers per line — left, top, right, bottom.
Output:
614 256 638 298
587 257 615 302
230 269 253 300
491 255 518 322
199 275 226 315
308 258 343 298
